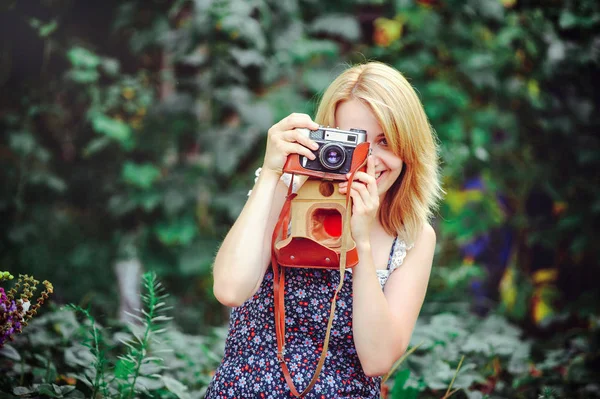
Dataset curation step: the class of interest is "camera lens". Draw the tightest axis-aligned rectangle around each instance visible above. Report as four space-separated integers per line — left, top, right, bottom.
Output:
319 143 346 170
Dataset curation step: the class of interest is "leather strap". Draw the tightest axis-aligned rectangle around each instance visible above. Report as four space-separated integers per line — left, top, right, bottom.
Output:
270 155 367 398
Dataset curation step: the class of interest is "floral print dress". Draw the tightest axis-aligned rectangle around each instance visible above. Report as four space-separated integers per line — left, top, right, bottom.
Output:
204 237 412 399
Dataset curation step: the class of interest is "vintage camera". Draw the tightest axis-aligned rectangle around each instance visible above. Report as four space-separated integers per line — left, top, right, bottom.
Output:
296 127 367 175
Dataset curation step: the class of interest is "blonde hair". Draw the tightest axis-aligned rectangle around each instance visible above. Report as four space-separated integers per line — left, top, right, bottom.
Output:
314 62 443 243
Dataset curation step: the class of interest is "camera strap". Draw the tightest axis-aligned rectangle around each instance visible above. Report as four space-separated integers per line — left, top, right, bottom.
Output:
270 156 367 398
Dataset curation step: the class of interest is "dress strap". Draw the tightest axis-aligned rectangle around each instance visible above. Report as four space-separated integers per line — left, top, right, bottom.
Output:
387 238 413 275
386 237 398 271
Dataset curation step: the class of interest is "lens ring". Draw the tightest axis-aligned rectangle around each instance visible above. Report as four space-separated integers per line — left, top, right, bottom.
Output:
319 143 346 170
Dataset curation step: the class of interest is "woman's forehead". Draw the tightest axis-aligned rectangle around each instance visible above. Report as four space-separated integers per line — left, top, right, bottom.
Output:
334 99 383 136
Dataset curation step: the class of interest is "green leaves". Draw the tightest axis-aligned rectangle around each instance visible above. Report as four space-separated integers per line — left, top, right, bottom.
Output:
309 14 361 41
91 113 134 150
25 384 83 398
122 162 161 190
230 48 266 67
113 272 172 398
29 18 59 37
399 312 526 397
67 47 101 69
391 369 419 398
3 2 600 397
291 39 339 62
66 47 121 83
154 218 198 246
161 375 192 399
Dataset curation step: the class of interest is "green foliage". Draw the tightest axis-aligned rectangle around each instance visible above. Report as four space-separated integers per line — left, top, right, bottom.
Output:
0 272 223 398
65 305 110 399
113 272 172 398
367 0 599 274
1 0 599 397
388 310 600 398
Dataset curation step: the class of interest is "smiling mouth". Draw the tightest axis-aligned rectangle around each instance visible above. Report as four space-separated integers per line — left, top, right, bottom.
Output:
375 171 384 183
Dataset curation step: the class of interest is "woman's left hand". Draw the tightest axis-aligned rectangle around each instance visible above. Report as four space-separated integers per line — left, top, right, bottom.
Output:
338 155 379 246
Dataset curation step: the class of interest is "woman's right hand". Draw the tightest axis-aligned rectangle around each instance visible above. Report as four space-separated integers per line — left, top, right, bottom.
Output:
262 113 321 175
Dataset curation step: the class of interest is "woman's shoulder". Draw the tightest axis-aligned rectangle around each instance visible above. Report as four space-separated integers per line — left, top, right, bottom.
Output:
389 224 435 273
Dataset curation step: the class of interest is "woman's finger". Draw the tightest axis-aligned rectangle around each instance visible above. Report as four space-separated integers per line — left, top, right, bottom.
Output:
352 182 375 208
282 129 319 151
272 113 319 134
348 170 376 185
341 182 371 205
367 155 375 177
279 141 317 160
348 186 365 211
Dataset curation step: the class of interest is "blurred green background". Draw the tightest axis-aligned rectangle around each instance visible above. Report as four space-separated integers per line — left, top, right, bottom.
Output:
1 0 599 398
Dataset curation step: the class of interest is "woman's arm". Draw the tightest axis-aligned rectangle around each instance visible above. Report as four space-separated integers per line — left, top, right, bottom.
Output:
351 225 435 377
212 169 287 307
339 156 435 376
212 114 319 307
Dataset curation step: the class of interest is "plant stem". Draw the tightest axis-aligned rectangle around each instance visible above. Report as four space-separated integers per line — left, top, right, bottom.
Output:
443 355 465 399
126 274 158 399
381 342 424 384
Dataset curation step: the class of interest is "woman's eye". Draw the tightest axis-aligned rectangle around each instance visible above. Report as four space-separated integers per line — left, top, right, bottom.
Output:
378 137 388 146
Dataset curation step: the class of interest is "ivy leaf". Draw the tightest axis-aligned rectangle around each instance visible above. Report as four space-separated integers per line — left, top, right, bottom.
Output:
83 136 112 157
9 131 36 155
29 18 58 37
67 47 101 69
238 101 274 132
230 48 265 67
37 384 63 398
161 375 192 399
291 39 339 62
122 162 161 190
0 344 21 361
154 218 198 246
394 0 414 12
392 367 412 391
101 58 120 76
475 0 505 21
132 191 162 212
302 68 335 94
424 360 455 389
178 239 220 275
309 14 361 41
28 172 67 193
64 345 97 368
559 10 578 29
13 386 35 395
67 69 100 83
39 20 58 37
90 113 133 149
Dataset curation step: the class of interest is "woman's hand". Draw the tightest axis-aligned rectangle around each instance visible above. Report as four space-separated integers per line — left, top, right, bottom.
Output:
262 113 320 175
338 155 379 247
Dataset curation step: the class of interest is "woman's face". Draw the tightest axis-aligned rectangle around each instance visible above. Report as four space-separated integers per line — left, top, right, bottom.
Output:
335 99 404 199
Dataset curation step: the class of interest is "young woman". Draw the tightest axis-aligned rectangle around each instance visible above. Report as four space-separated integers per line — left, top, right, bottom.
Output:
205 62 443 398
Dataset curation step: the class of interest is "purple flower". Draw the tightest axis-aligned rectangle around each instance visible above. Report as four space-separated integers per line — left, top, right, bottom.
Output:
0 288 21 347
1 275 53 348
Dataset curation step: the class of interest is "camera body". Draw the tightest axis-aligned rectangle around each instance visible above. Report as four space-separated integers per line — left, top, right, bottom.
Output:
276 126 370 269
296 127 367 176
